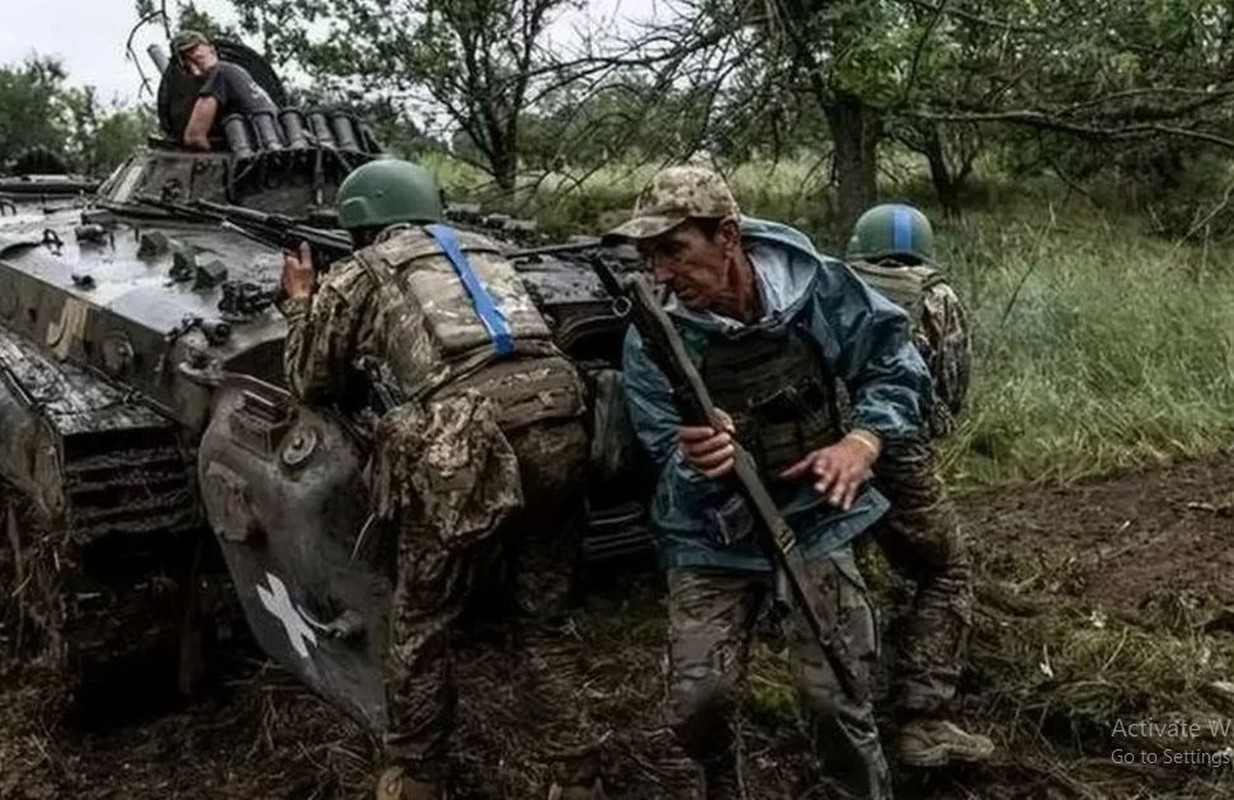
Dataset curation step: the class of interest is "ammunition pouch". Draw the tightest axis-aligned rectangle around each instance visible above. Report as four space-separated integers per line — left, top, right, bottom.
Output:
701 325 842 482
434 353 584 433
586 368 642 488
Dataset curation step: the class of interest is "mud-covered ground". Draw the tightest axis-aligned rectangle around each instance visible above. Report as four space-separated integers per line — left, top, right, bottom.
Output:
5 455 1234 800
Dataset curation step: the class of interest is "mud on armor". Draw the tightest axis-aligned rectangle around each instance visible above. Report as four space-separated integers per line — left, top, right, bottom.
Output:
701 325 842 480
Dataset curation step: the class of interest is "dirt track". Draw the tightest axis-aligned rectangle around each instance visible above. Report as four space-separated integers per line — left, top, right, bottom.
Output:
5 455 1234 800
965 455 1234 612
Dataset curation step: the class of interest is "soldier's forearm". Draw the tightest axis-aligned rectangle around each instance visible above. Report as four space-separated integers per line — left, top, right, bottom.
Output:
280 301 321 401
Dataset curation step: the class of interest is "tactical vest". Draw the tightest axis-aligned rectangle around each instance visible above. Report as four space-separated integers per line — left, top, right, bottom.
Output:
849 260 944 328
354 226 583 431
701 326 841 481
852 258 962 438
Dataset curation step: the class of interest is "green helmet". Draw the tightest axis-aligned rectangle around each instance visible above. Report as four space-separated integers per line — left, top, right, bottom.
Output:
847 203 935 263
335 158 443 230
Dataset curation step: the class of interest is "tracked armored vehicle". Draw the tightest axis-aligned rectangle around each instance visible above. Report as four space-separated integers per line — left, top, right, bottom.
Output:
0 38 647 722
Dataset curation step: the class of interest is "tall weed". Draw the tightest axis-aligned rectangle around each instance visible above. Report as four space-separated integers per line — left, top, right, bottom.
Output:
942 203 1234 487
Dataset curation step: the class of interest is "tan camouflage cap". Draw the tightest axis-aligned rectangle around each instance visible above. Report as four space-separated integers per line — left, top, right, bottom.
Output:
606 165 740 240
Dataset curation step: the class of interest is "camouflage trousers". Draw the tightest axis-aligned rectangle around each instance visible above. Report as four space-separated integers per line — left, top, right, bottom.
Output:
871 437 973 718
375 391 589 780
667 548 892 800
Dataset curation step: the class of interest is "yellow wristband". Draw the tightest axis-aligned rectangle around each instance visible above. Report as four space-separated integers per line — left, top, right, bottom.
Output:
844 429 882 459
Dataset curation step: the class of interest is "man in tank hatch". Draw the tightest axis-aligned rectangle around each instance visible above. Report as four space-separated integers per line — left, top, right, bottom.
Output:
171 29 278 151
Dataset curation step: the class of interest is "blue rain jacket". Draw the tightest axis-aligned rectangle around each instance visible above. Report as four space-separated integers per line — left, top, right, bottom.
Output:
621 216 932 573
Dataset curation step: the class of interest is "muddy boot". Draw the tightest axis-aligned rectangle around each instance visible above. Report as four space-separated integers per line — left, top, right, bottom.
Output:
897 718 995 768
701 759 742 800
376 766 447 800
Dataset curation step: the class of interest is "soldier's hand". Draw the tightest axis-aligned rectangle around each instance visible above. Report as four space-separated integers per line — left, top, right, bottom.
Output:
678 409 736 479
778 432 880 510
282 241 316 299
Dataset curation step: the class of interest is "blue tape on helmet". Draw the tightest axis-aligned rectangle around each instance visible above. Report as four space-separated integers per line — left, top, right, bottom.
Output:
892 205 913 254
424 224 515 357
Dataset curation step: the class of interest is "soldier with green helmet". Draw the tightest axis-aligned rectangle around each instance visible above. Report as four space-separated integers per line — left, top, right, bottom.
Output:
846 202 992 767
847 203 969 436
281 158 597 800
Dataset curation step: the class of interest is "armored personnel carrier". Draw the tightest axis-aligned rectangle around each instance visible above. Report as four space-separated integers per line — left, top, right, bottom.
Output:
0 37 647 723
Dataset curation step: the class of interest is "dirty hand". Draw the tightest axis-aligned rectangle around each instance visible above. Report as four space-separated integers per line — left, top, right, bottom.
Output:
777 431 881 510
677 409 737 479
281 241 316 299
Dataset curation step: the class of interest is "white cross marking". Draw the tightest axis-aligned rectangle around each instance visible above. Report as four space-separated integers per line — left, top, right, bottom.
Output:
256 571 317 659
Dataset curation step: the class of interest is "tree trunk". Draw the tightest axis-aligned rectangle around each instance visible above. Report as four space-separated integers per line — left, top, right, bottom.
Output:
481 108 519 197
824 91 882 243
488 129 519 196
921 124 962 220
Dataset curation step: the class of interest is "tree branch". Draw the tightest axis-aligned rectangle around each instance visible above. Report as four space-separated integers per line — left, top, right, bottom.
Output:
909 109 1234 150
901 0 949 104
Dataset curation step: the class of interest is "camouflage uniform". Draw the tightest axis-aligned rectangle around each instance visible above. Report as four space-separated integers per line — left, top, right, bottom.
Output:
616 167 933 799
283 224 589 784
669 549 890 800
850 261 971 439
850 256 979 732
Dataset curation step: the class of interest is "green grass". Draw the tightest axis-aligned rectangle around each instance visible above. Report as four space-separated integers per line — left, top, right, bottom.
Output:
431 153 1234 491
940 200 1234 488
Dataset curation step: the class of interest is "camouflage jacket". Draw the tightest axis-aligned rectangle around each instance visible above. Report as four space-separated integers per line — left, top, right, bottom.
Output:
281 254 377 406
281 224 580 426
622 216 931 574
849 258 971 438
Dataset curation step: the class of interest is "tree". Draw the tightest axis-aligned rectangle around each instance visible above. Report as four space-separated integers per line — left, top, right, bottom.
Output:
0 58 74 169
630 0 1234 230
902 0 1234 173
224 0 590 194
62 86 156 176
521 77 741 172
0 57 151 176
626 0 920 236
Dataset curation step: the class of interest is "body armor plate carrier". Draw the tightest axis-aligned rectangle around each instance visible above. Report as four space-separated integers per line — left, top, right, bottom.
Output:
701 325 842 482
849 261 944 330
354 226 584 431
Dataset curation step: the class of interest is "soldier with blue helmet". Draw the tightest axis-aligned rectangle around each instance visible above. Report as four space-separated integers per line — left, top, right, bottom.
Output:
846 202 992 768
848 203 969 437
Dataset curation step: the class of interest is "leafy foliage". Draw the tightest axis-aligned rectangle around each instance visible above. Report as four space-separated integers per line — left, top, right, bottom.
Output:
226 0 587 192
0 59 74 169
0 58 152 176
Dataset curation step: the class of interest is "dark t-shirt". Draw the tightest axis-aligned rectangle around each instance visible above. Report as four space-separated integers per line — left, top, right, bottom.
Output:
199 61 278 117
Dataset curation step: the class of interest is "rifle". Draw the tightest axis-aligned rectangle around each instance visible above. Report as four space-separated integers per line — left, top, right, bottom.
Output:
193 202 597 268
193 199 354 273
586 252 863 701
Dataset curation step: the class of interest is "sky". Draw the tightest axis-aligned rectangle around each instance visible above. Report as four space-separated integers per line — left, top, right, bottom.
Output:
0 0 662 108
